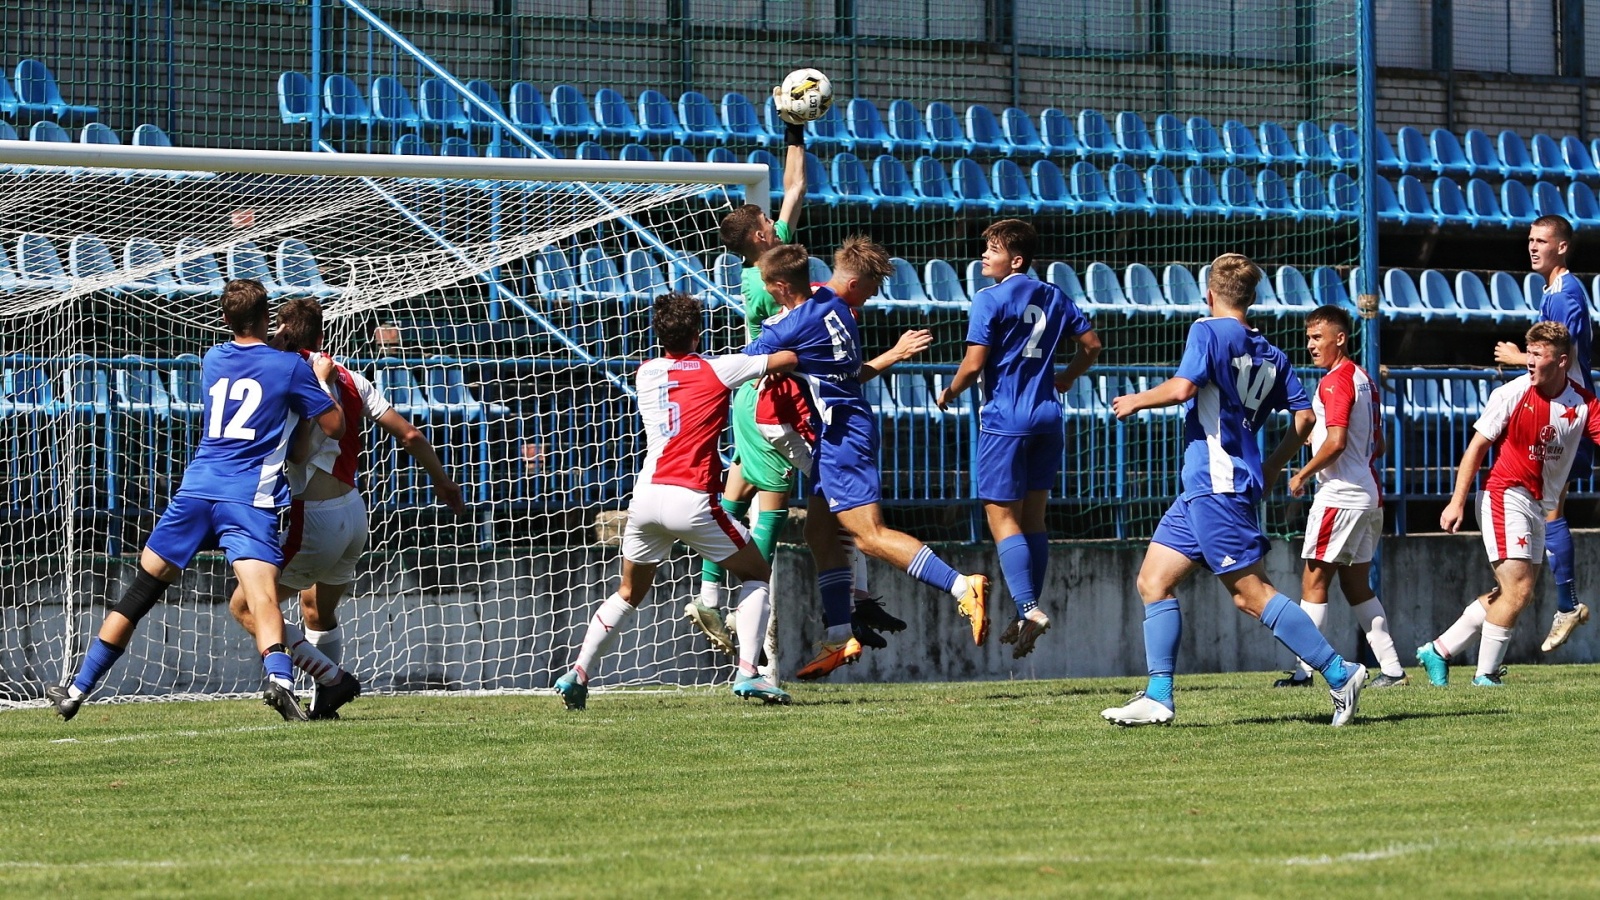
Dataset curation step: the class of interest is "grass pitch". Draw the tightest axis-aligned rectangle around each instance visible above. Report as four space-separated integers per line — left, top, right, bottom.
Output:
6 667 1600 898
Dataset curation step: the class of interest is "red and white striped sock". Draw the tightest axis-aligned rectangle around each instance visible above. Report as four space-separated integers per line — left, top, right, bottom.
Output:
283 622 342 686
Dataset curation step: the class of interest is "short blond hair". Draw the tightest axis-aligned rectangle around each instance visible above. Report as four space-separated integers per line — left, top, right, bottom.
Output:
757 244 811 295
832 234 893 283
1527 320 1572 358
1207 253 1260 310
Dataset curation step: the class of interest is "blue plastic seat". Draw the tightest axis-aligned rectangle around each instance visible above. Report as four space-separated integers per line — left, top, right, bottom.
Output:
706 251 741 302
67 234 117 284
1001 107 1046 157
924 102 971 155
804 103 852 155
883 258 930 305
1045 262 1091 310
618 143 654 162
1325 172 1360 222
508 82 555 138
121 237 185 296
1463 129 1502 177
1182 166 1229 217
1394 126 1433 175
1567 182 1600 229
924 259 967 304
1561 136 1600 183
1328 122 1359 168
1373 177 1404 225
463 80 508 134
174 239 225 294
721 92 773 148
0 74 17 117
113 353 170 418
1069 161 1116 214
1029 160 1076 214
0 121 15 142
16 59 96 119
80 122 119 145
550 84 601 140
1076 109 1118 162
578 247 628 303
810 257 834 285
418 79 471 134
575 141 610 161
1108 162 1152 215
1498 130 1538 179
1296 121 1335 167
132 123 171 147
1396 175 1439 226
372 365 431 420
276 238 342 299
1501 180 1538 226
621 249 669 305
1382 269 1430 320
1292 170 1336 221
440 136 476 157
1123 263 1169 316
803 151 841 207
1312 266 1351 308
1275 265 1315 311
1083 262 1128 315
1489 270 1533 318
15 233 69 290
1418 269 1464 320
534 246 580 303
1433 177 1474 227
593 88 641 141
226 241 286 297
1466 177 1508 227
29 120 70 143
393 134 433 155
1152 114 1192 165
323 74 372 126
1220 120 1265 167
1256 170 1298 220
1220 167 1265 218
832 153 878 209
1370 127 1402 176
1453 271 1500 322
966 260 994 297
635 90 685 143
1430 129 1471 177
911 156 961 212
964 104 1007 157
1145 165 1186 216
989 159 1036 214
1533 181 1570 219
1258 121 1299 166
1039 108 1080 157
888 99 935 154
1185 116 1227 165
1113 111 1156 163
1530 133 1565 180
1163 264 1204 314
677 91 726 146
841 98 890 157
748 149 784 202
371 76 423 131
871 155 920 211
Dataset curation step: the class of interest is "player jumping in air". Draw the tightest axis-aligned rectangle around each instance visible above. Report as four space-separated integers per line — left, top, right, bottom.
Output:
1490 216 1594 653
746 241 990 680
935 219 1101 659
227 298 466 719
554 292 800 710
1102 254 1368 727
1277 304 1407 688
48 279 346 722
1420 322 1600 686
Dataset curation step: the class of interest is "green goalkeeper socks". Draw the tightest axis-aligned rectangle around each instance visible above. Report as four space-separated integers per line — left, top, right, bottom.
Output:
700 498 752 586
752 509 788 562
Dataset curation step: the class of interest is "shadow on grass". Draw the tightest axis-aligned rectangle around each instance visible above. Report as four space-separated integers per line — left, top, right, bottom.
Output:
1175 708 1510 728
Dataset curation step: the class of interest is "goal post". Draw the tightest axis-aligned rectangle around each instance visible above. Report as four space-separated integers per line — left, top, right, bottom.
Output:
0 142 770 706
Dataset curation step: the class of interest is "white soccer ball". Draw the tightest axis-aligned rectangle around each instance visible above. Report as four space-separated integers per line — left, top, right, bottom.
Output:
775 68 833 125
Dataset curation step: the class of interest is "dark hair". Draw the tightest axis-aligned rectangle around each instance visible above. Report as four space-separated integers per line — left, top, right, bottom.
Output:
1532 214 1574 246
652 291 703 355
1527 320 1573 358
220 279 270 337
1305 304 1353 337
757 244 812 296
982 219 1038 271
271 297 324 353
719 204 766 261
1207 253 1260 310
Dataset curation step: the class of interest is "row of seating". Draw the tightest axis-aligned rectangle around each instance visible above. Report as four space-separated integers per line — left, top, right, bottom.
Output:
1375 174 1600 229
1376 126 1600 185
0 120 172 146
0 234 340 299
1379 269 1600 324
0 59 96 120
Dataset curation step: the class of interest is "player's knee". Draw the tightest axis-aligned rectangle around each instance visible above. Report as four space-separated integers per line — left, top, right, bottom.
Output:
111 570 173 626
1134 571 1172 604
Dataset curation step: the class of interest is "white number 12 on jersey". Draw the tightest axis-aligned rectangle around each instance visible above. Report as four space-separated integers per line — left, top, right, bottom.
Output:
207 377 263 440
1231 355 1276 415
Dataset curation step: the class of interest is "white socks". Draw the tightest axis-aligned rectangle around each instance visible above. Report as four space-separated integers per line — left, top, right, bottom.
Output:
698 579 721 609
1436 597 1489 658
1477 623 1512 679
732 580 771 677
1295 600 1330 679
950 574 971 600
840 529 870 600
1350 597 1404 678
284 623 342 686
572 594 636 685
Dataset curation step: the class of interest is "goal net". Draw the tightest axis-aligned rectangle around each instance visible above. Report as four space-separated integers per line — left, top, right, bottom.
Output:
0 143 768 705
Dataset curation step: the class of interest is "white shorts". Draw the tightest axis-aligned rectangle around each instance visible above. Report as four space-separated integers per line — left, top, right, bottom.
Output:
622 483 750 565
1478 486 1545 562
279 491 369 591
1301 504 1382 565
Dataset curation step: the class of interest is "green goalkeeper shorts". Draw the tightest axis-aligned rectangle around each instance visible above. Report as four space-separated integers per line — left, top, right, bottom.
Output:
731 382 796 494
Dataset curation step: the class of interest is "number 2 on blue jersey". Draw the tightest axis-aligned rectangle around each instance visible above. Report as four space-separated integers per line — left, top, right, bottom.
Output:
1230 355 1276 415
207 377 263 439
1021 304 1047 358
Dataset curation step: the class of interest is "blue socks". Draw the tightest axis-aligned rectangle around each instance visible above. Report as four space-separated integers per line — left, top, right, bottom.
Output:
1024 532 1048 598
1546 516 1577 613
72 637 126 695
1142 598 1181 708
998 534 1037 616
263 650 294 683
907 546 960 594
1260 593 1350 688
817 567 854 628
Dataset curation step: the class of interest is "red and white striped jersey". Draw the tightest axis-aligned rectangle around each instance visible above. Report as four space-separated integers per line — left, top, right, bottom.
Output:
1309 359 1382 509
635 351 769 493
288 352 392 495
1477 373 1600 510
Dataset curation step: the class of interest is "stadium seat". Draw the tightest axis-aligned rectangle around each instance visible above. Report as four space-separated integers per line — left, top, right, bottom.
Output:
393 134 433 155
635 90 685 143
373 365 431 420
67 234 118 284
132 123 171 147
707 251 741 301
803 103 852 155
1296 121 1335 168
1257 121 1298 167
1530 133 1565 180
1145 165 1187 216
621 249 669 305
1381 269 1430 321
1462 129 1502 178
720 92 773 148
1220 167 1265 218
676 91 726 146
578 247 628 305
440 136 476 157
843 98 891 157
1038 108 1080 157
810 256 833 285
418 79 471 134
803 151 840 206
1083 262 1128 316
122 236 186 296
550 84 601 140
888 99 935 154
0 74 17 118
575 141 610 161
618 143 654 162
1431 177 1474 227
1275 265 1315 311
1560 135 1600 183
966 260 994 297
1395 175 1440 226
1489 270 1533 318
323 74 372 127
1500 179 1538 226
423 367 505 422
593 87 642 141
1069 162 1116 214
871 154 922 211
1184 116 1227 165
1323 172 1358 222
832 152 879 209
1220 120 1265 167
1465 177 1508 227
534 246 580 304
1566 182 1600 229
924 258 967 304
748 149 784 202
463 80 509 134
226 241 286 297
989 159 1036 215
16 233 70 290
1182 166 1229 217
883 257 931 305
1524 272 1546 310
1453 271 1504 322
1370 127 1402 176
1001 107 1046 157
1042 262 1086 308
1372 177 1404 225
79 122 119 144
1107 163 1153 215
1255 170 1298 220
1497 130 1538 179
1327 122 1359 168
507 82 556 138
924 101 971 155
1429 129 1471 177
667 143 700 163
1029 159 1075 214
275 238 342 299
964 104 1008 157
29 120 70 143
174 239 226 294
15 59 97 119
1311 266 1349 309
1162 264 1205 314
911 156 962 212
1076 109 1118 162
61 358 111 417
1533 181 1571 219
0 121 15 142
1292 170 1336 220
115 354 173 418
1113 111 1156 163
1152 114 1193 166
666 252 713 297
1418 269 1464 320
1123 263 1169 316
371 76 423 131
1394 126 1434 175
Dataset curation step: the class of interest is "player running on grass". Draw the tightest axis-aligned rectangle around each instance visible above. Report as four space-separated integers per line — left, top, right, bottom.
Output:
1420 322 1600 687
554 291 800 709
745 241 989 680
1102 254 1369 727
48 279 345 722
226 297 466 719
1275 304 1407 689
1490 215 1594 653
935 219 1100 659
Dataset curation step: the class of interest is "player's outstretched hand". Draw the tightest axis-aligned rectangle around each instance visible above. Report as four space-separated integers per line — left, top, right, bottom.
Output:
891 328 933 363
772 85 808 126
1110 393 1139 420
935 389 953 412
1439 501 1464 534
1492 341 1525 367
437 480 467 516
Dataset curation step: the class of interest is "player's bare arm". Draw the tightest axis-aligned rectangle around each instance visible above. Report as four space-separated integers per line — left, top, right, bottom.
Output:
763 349 800 375
1289 424 1346 496
1440 433 1493 533
287 417 316 466
1112 376 1196 419
374 409 466 515
1493 341 1527 368
937 343 987 410
860 329 932 383
1053 327 1102 393
315 399 346 440
1264 408 1315 491
777 126 807 233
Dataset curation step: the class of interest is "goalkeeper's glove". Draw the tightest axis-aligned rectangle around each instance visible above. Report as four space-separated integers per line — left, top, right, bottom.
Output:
772 84 810 127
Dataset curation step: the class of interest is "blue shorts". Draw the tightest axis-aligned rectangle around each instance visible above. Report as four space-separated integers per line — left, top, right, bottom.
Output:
1151 492 1267 575
145 494 284 569
810 408 882 513
976 429 1064 502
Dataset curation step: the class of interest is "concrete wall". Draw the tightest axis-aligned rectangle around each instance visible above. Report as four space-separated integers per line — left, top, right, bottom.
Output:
1378 70 1596 138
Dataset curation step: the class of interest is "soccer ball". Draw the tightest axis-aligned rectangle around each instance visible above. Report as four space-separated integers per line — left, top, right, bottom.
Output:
775 68 833 125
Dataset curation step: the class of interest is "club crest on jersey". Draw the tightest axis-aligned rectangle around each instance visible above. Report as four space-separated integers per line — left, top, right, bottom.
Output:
1530 424 1562 462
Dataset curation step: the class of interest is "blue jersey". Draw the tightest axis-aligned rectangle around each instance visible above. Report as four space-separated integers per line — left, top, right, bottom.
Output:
1541 272 1594 392
1173 317 1310 499
177 342 335 508
966 273 1094 435
745 285 871 427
